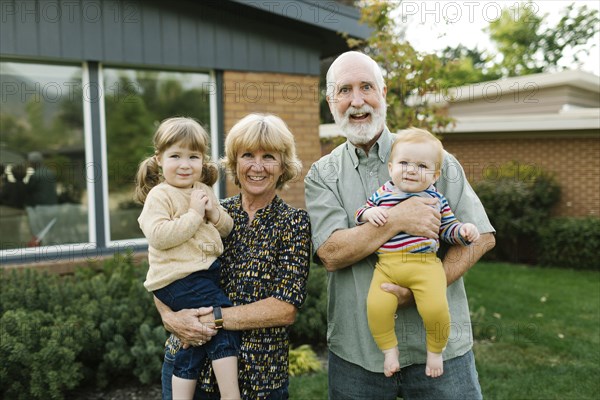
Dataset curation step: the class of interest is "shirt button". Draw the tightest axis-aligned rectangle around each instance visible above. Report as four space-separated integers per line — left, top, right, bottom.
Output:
370 171 374 176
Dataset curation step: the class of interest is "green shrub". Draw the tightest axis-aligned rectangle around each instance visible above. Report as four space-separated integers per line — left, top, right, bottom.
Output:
0 310 84 400
538 217 600 270
0 268 64 314
289 264 327 349
131 323 170 384
1 254 330 399
474 161 561 263
0 253 166 399
288 345 323 376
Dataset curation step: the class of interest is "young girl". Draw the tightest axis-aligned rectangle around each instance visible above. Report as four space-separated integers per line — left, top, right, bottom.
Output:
135 117 240 400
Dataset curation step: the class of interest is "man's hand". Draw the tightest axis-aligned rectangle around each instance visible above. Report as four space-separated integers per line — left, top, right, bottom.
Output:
387 196 441 239
380 282 415 308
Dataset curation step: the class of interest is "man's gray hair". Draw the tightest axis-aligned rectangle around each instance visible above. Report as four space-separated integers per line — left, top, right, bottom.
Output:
325 51 386 99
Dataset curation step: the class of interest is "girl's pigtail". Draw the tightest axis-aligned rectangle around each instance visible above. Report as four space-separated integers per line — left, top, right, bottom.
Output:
134 156 161 204
201 161 219 187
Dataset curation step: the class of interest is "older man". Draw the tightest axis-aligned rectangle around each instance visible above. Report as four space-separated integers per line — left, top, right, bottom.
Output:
304 51 495 399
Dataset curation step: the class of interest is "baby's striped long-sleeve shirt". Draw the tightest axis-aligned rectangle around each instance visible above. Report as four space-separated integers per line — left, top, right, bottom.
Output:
355 181 470 254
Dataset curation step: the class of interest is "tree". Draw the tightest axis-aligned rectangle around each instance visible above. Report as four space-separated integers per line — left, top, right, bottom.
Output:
487 2 599 77
438 45 502 87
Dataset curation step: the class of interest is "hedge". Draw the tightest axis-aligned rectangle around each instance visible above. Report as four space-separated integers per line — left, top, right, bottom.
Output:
0 254 327 399
537 217 600 270
474 161 561 263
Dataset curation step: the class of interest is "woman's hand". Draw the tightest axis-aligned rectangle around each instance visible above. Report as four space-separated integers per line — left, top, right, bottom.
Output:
380 282 415 308
198 311 216 329
154 297 218 347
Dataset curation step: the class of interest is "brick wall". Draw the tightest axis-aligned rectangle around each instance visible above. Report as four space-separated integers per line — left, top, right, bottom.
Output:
222 71 321 209
442 135 600 217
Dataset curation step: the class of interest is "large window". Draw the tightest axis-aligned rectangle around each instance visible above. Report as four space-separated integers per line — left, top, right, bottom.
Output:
103 68 213 241
0 61 88 250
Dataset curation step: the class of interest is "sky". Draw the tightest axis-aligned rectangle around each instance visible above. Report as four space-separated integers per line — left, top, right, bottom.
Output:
401 0 600 76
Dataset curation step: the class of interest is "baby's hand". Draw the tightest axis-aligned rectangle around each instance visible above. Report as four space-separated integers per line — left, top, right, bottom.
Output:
190 189 209 219
363 207 389 227
460 223 480 243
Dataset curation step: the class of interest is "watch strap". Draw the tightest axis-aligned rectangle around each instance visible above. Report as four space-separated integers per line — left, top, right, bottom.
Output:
213 306 223 329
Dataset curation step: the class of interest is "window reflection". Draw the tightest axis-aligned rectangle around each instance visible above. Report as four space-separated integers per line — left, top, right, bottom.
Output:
0 61 87 250
103 68 212 241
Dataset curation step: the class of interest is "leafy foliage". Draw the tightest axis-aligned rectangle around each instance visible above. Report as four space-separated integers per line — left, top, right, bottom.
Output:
289 264 327 349
538 217 600 270
474 161 561 263
288 345 323 377
0 253 165 399
486 3 599 77
438 45 502 87
1 255 330 398
0 310 84 400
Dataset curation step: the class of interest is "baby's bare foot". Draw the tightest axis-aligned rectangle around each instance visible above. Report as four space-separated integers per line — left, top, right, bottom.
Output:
383 347 400 377
425 350 444 378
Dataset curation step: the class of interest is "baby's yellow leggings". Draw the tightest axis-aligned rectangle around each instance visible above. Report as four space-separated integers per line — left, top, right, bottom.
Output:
367 252 450 353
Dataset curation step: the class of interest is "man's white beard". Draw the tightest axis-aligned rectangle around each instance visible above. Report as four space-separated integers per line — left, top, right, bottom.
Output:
333 103 387 145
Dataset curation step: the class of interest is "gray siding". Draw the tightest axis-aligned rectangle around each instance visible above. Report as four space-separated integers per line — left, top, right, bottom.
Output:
0 0 330 75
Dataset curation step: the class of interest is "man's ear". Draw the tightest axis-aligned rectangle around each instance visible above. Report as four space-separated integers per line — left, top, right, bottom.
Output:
326 95 334 114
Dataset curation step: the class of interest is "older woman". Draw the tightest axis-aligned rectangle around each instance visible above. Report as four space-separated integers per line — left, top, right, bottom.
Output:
155 113 311 399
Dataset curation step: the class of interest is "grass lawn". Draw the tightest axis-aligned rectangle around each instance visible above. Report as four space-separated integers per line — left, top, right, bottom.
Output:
289 262 600 399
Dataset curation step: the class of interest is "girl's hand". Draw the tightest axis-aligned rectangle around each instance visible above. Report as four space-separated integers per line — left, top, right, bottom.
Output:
201 192 221 225
190 189 209 219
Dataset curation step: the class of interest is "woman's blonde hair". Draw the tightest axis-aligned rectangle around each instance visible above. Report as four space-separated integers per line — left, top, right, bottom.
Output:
134 117 218 203
391 127 445 172
221 113 302 189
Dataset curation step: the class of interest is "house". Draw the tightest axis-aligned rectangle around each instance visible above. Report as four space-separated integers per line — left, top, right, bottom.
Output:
0 0 369 266
441 70 600 218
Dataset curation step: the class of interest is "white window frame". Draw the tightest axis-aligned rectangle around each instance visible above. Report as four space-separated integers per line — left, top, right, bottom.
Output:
0 60 97 261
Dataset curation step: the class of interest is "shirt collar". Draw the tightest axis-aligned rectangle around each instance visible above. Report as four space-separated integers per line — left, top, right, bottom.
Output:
233 193 283 215
345 126 394 168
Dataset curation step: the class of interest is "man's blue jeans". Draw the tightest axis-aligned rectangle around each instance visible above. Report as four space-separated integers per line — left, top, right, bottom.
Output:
328 350 482 400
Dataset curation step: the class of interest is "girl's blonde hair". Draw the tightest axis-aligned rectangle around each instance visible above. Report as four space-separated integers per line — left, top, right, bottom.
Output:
391 127 444 172
134 117 218 203
221 113 302 189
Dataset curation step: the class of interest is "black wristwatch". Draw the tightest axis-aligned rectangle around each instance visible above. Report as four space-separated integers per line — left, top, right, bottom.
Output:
213 306 223 329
